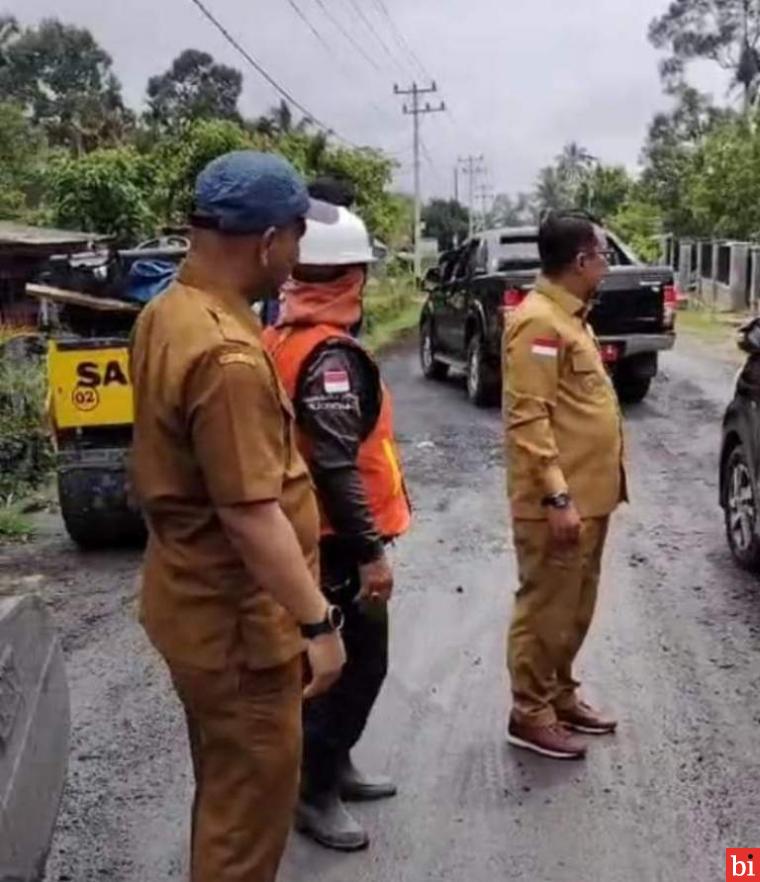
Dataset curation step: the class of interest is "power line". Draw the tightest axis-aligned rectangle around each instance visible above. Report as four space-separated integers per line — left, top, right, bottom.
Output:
343 0 408 77
284 0 332 55
311 0 384 74
368 0 459 126
284 0 396 125
369 0 432 82
186 0 358 145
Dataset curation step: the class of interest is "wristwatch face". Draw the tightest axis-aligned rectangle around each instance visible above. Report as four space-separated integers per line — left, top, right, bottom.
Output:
327 605 345 632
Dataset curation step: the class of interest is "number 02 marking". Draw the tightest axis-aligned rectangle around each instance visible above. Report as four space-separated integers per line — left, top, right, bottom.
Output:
72 387 100 412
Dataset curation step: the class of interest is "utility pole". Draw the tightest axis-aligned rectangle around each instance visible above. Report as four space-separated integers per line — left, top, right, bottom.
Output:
475 184 494 233
458 154 485 238
454 165 459 203
394 82 445 279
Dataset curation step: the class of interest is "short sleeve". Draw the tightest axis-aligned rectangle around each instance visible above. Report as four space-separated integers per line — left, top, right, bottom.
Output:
185 344 286 505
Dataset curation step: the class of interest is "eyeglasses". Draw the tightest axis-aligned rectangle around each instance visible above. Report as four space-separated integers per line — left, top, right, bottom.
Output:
580 249 613 264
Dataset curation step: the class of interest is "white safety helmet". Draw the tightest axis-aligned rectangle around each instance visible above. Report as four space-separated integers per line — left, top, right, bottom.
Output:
298 206 376 266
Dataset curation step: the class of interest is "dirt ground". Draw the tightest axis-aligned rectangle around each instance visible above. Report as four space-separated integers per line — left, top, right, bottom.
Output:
3 329 759 882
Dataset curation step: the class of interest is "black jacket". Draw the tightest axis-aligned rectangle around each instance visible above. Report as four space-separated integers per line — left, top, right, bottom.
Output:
295 337 384 564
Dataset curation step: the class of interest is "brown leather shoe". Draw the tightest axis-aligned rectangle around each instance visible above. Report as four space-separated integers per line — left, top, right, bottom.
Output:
507 718 587 760
557 701 617 735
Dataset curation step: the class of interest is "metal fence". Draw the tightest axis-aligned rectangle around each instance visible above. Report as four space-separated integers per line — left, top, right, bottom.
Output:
660 235 760 313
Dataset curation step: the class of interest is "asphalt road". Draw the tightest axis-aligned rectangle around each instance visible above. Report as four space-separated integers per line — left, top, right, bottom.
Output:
4 331 760 882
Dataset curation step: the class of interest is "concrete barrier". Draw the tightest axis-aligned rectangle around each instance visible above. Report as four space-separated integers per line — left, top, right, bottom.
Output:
0 595 69 882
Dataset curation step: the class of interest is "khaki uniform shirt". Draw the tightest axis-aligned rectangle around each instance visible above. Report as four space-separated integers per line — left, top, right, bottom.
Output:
130 263 318 671
503 275 627 520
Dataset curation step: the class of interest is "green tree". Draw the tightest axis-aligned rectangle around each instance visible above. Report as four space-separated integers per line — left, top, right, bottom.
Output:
577 165 632 220
0 103 48 220
422 199 469 250
0 14 18 67
534 166 574 213
49 147 159 242
155 118 263 222
312 145 400 241
649 0 760 107
146 49 243 130
609 198 664 263
638 86 732 234
487 193 537 227
685 116 760 239
0 18 132 153
556 142 596 201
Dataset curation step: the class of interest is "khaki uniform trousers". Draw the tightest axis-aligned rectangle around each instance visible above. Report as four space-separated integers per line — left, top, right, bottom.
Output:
169 656 303 882
507 517 609 726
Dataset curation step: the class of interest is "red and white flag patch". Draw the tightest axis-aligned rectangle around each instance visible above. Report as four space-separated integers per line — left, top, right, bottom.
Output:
531 338 559 359
324 369 350 394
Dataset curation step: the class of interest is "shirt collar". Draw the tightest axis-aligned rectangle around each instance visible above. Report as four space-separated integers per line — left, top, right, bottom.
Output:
535 274 587 319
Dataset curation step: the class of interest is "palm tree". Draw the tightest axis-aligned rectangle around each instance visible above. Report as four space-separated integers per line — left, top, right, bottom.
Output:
535 167 572 213
556 142 597 203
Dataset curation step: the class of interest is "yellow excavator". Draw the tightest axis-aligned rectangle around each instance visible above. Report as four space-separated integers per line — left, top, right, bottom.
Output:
46 320 142 548
27 237 188 549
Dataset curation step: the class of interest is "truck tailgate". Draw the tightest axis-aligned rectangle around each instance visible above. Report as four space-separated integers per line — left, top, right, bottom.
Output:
591 267 670 336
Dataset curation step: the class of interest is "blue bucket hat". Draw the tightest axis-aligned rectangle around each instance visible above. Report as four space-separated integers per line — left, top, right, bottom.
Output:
192 150 337 235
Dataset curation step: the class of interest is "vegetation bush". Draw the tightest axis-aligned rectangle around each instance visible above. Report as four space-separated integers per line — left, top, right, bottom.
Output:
0 328 53 502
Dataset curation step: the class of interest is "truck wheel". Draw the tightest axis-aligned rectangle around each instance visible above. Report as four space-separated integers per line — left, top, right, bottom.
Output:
466 333 500 408
724 445 760 572
614 376 651 404
58 471 146 551
420 320 448 381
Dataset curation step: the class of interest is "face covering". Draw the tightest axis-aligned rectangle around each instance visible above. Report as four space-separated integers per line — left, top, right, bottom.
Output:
277 267 365 331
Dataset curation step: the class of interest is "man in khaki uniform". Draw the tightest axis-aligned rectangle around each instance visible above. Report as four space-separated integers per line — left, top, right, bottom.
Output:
504 210 626 760
130 151 346 881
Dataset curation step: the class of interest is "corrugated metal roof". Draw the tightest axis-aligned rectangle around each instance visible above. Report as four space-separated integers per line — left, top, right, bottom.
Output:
0 222 106 250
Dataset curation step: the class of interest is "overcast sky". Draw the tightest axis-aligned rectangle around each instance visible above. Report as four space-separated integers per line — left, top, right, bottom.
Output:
13 0 730 201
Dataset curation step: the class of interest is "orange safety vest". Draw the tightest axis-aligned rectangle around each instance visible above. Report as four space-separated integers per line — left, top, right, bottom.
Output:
264 323 411 540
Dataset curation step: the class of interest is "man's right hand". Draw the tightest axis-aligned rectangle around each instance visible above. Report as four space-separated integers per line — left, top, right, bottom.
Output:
303 630 347 700
547 502 582 547
358 552 394 603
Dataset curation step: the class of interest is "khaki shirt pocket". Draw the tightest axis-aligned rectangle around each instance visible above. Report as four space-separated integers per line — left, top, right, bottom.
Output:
569 346 607 396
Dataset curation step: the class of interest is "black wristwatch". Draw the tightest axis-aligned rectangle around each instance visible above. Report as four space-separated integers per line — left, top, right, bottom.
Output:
542 491 572 510
300 605 345 640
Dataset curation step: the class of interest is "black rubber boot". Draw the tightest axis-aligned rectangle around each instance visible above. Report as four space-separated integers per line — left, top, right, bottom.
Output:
339 755 398 802
295 792 370 852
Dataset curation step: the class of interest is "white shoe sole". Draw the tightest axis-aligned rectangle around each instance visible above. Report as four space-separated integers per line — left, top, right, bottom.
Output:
507 731 586 760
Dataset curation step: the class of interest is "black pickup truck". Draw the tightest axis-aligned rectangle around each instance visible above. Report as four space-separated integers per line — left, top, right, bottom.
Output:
419 225 677 406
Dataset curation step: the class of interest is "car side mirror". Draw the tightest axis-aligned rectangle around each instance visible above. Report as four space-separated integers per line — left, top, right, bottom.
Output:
738 317 760 354
422 268 441 291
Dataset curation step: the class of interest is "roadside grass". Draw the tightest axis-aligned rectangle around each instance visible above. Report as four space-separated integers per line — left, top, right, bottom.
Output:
677 305 746 341
363 274 422 353
0 501 34 542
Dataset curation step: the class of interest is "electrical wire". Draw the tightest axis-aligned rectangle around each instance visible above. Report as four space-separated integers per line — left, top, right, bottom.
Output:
342 0 408 77
369 0 432 82
311 0 384 74
284 0 333 55
186 0 359 145
285 0 395 124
